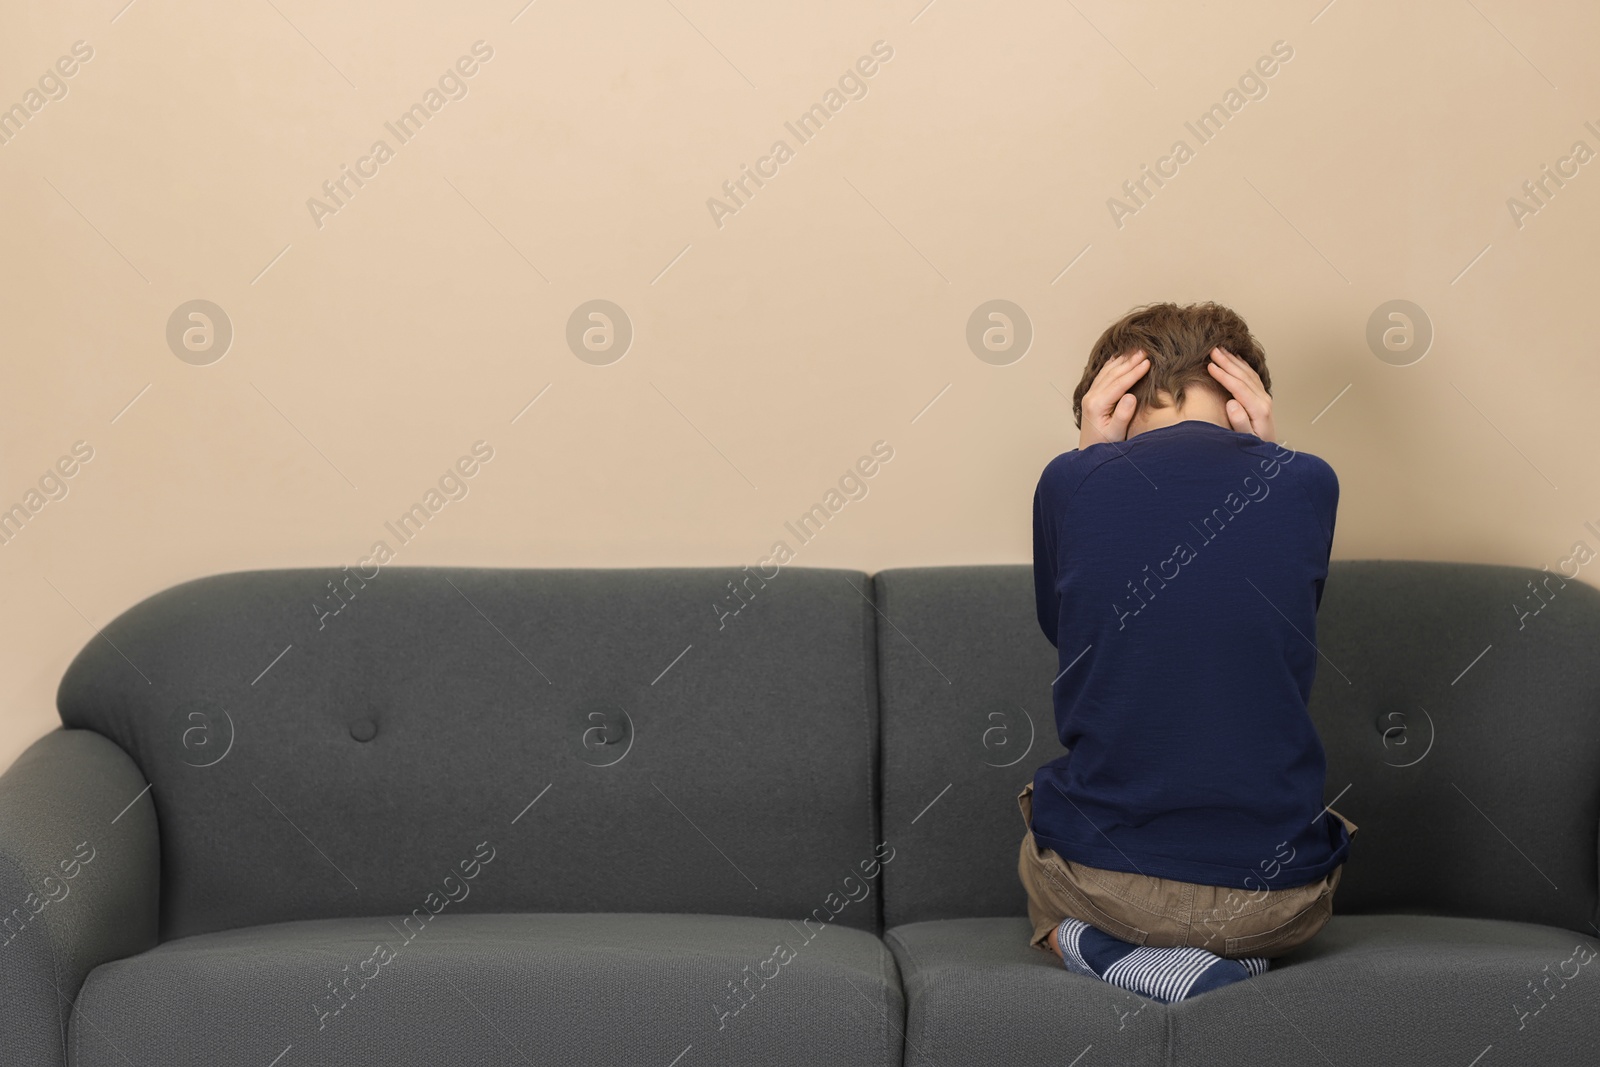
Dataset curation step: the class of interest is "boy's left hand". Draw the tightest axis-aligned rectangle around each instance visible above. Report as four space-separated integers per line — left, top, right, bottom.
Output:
1207 347 1275 442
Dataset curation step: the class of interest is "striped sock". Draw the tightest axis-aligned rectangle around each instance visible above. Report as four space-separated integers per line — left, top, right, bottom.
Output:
1055 918 1269 1003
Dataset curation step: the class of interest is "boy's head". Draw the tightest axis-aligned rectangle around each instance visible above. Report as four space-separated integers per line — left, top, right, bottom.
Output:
1071 302 1271 429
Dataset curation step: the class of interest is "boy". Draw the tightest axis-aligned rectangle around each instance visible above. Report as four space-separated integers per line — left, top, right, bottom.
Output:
1020 302 1356 1003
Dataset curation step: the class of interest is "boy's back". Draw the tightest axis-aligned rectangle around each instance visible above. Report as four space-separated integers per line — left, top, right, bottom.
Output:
1030 407 1350 890
1019 301 1356 1000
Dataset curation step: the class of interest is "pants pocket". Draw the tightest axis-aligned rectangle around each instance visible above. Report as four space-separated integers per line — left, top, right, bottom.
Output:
1222 870 1341 958
1224 895 1329 957
1020 840 1152 947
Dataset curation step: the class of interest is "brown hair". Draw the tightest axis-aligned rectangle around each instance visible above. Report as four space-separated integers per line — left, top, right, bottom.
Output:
1071 302 1270 428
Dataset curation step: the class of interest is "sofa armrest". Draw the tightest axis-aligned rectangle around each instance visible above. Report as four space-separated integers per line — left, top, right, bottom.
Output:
0 729 158 1067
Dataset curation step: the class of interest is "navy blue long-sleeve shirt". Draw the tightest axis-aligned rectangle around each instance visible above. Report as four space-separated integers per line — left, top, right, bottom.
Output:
1029 419 1351 890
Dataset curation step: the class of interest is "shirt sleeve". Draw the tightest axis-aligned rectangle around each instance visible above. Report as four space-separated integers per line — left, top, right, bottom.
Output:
1033 475 1060 648
1303 456 1340 609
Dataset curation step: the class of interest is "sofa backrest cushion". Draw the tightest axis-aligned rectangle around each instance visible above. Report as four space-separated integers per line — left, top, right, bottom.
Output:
874 562 1600 936
1296 559 1599 934
872 566 1049 929
58 567 884 940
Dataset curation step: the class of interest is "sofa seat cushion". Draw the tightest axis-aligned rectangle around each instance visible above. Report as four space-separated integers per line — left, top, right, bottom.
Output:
886 914 1600 1067
71 912 903 1067
886 916 1167 1067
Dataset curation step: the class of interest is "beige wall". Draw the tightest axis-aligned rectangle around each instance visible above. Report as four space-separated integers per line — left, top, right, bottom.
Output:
3 0 1596 768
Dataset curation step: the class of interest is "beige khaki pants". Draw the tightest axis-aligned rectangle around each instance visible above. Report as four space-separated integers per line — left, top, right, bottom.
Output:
1017 781 1357 959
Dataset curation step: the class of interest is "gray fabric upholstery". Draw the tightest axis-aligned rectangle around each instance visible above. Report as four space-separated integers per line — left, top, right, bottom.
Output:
887 914 1600 1066
886 917 1165 1066
1306 560 1600 933
56 567 883 941
1169 912 1600 1064
71 912 904 1067
0 729 158 1067
33 560 1600 1066
873 562 1600 935
871 566 1051 931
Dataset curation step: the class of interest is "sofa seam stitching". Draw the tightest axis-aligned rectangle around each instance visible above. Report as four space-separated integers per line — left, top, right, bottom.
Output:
862 570 883 938
884 929 918 1065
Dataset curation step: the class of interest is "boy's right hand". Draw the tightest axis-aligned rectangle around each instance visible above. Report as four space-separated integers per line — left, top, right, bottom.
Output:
1078 350 1150 451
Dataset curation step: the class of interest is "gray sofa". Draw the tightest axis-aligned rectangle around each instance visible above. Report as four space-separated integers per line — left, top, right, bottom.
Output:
4 561 1597 1066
